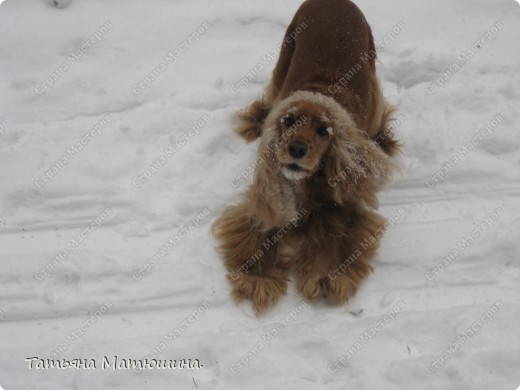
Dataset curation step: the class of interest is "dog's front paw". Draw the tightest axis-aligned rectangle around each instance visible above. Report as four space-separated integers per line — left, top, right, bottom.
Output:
298 273 360 304
321 273 359 304
228 271 288 313
297 273 324 301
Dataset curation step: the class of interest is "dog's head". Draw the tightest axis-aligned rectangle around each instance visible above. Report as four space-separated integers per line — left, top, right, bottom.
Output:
273 100 334 181
260 91 393 207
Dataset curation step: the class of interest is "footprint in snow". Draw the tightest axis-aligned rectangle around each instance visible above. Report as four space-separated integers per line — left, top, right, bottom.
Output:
47 0 72 9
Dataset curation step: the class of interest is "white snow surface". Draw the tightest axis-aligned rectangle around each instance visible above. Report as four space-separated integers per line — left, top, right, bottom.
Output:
1 0 520 389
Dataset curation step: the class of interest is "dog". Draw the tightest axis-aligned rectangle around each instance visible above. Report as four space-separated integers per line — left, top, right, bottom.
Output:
213 0 400 313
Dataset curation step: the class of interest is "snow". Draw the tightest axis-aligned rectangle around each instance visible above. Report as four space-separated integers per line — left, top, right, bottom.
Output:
1 0 520 389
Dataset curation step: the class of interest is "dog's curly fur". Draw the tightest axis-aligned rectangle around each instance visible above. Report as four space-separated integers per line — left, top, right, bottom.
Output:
213 0 400 313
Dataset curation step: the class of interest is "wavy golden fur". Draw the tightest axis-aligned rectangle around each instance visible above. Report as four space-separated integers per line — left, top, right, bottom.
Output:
213 0 400 313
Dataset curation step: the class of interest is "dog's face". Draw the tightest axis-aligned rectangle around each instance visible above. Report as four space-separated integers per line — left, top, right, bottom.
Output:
273 101 334 181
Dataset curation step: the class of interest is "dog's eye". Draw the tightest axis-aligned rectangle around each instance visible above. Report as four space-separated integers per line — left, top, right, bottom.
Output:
283 116 295 128
317 126 330 137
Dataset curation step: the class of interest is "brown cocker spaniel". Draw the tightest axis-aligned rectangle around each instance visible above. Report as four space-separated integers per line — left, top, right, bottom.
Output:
213 0 400 313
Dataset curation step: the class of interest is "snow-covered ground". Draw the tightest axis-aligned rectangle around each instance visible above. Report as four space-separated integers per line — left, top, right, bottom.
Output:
1 0 519 388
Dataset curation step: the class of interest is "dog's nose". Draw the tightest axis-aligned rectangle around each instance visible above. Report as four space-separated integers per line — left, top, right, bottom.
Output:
288 141 308 159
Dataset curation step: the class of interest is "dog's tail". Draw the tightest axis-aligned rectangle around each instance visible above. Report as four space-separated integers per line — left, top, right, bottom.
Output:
367 73 402 157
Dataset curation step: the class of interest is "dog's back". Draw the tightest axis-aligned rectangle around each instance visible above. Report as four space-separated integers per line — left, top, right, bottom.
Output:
277 0 376 129
236 0 399 155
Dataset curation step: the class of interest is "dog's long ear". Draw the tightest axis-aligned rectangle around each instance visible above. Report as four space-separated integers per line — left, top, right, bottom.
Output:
324 125 393 208
235 98 271 142
244 121 286 230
